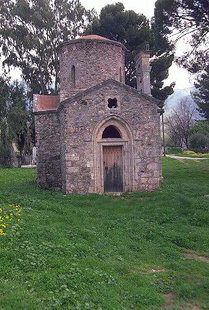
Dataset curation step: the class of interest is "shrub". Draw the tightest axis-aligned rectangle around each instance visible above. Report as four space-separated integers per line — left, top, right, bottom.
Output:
0 142 11 158
183 150 197 155
189 133 209 153
190 120 209 137
167 146 182 154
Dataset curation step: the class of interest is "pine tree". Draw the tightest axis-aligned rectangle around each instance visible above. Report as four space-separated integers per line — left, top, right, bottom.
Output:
86 2 175 103
193 66 209 120
154 0 209 72
0 77 11 157
7 81 30 156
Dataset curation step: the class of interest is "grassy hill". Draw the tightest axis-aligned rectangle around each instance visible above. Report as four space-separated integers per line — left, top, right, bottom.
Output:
0 158 209 309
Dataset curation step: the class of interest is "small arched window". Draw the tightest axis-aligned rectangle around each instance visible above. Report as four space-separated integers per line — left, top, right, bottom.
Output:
108 98 118 109
71 65 76 88
102 125 121 138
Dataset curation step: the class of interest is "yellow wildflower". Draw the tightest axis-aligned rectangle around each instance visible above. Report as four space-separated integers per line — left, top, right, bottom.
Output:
0 229 5 235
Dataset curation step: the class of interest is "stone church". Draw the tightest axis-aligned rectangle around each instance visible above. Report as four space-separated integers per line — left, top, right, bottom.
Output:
34 35 162 193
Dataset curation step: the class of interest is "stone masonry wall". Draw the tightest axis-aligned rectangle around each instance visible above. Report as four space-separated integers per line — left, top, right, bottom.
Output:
59 40 125 101
60 81 162 193
35 112 62 189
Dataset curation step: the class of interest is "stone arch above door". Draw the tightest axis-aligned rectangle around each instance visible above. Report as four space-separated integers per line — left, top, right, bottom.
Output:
93 116 134 193
95 117 132 142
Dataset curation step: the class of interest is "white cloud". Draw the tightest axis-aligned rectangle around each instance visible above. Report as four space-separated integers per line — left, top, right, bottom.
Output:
166 63 195 89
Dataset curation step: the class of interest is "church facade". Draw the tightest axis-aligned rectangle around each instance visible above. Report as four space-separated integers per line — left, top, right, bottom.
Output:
34 35 162 193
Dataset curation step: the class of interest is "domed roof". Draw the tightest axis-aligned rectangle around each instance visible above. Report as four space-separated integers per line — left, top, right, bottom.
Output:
58 34 126 51
80 35 109 41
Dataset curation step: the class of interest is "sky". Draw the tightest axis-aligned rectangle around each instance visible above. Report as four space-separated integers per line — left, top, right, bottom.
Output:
82 0 157 19
81 0 194 90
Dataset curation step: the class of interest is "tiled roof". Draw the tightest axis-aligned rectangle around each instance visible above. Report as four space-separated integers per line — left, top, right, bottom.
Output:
33 95 60 112
80 35 109 41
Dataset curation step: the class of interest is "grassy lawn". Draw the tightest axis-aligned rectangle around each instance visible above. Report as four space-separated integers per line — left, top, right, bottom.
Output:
0 158 209 310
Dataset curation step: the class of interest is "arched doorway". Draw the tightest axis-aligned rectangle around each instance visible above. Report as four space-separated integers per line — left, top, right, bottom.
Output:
94 117 134 193
102 125 123 192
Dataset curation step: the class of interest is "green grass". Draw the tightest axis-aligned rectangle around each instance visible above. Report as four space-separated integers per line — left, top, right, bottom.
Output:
0 158 209 309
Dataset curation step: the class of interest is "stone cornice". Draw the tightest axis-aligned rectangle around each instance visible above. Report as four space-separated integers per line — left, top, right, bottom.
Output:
33 110 57 115
57 38 127 52
33 79 161 115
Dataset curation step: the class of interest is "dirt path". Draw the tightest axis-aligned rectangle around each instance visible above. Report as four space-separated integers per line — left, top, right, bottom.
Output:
184 253 209 264
166 155 208 161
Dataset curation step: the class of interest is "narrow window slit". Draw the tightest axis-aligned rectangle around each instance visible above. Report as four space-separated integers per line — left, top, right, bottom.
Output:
71 65 75 88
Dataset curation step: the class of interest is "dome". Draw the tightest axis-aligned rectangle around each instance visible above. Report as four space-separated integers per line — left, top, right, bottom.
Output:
80 35 110 41
59 34 126 100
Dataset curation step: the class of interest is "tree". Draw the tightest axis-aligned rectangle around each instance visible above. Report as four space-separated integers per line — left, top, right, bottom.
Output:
0 76 11 157
154 0 209 73
0 0 94 97
190 120 209 137
86 3 152 87
165 99 197 148
0 78 33 159
189 133 209 153
193 65 209 120
7 81 31 156
151 1 175 102
86 2 175 102
0 77 10 121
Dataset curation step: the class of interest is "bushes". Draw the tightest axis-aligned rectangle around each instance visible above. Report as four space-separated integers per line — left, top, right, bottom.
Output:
190 120 209 137
183 150 196 155
167 146 183 154
189 133 209 153
0 144 10 158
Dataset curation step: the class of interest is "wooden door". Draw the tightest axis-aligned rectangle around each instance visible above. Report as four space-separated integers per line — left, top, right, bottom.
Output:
103 146 123 192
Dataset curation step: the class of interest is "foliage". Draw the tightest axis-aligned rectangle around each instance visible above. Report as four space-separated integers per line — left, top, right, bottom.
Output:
86 3 151 87
0 78 33 157
165 100 197 148
0 142 11 158
86 2 175 102
1 159 209 309
150 53 174 102
7 81 31 155
154 0 209 72
0 0 95 96
0 77 12 157
166 146 182 154
189 133 209 153
183 150 197 156
190 120 209 137
182 150 209 158
0 77 10 119
151 1 175 102
193 66 209 120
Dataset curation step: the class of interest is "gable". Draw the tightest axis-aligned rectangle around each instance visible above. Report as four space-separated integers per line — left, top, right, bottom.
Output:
59 79 160 111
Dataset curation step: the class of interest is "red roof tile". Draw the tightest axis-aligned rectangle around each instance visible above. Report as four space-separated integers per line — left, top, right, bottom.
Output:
80 35 109 41
34 95 60 112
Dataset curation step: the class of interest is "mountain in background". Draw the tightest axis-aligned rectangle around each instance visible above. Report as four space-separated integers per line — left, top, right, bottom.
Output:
164 87 204 120
165 87 194 113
